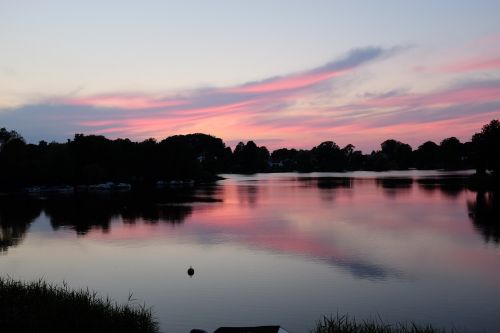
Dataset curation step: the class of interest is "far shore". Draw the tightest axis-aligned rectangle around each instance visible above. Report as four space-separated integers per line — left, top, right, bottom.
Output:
3 169 497 196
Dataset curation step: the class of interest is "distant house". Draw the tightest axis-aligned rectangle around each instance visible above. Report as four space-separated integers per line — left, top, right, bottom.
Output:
269 161 283 168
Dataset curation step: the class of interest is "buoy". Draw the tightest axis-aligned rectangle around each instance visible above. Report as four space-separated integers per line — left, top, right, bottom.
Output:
187 266 194 277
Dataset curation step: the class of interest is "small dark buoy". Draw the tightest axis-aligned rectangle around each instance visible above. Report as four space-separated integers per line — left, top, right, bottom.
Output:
187 266 194 277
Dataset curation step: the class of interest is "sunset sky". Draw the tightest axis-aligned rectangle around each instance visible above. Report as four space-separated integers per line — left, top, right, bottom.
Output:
1 0 500 152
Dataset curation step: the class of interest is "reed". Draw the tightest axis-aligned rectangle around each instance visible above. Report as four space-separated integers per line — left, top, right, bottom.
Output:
311 314 449 333
0 277 159 333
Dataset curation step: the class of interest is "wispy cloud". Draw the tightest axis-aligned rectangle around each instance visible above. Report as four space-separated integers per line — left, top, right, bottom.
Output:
352 79 500 109
0 45 498 151
0 47 393 146
438 56 500 73
229 47 389 94
63 94 187 110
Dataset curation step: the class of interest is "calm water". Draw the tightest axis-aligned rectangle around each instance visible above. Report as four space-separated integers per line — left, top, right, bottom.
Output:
1 171 499 332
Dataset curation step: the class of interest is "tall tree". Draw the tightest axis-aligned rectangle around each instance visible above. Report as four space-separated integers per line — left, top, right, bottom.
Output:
472 119 500 175
440 137 463 170
414 141 439 169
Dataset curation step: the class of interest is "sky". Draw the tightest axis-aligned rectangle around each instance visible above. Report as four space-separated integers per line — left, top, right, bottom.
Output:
1 0 500 152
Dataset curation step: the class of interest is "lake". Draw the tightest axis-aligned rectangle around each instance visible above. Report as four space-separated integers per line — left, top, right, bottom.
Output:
1 171 499 332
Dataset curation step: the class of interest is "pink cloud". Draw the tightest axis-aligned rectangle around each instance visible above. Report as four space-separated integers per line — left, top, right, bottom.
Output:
359 83 500 108
230 69 350 93
66 79 500 150
3 45 499 152
439 57 500 73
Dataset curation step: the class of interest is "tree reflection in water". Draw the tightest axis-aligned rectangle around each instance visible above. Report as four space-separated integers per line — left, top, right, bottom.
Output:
0 196 42 253
1 177 498 255
316 177 352 202
417 176 466 198
0 186 222 250
43 188 221 235
376 177 413 198
43 194 198 234
468 191 500 244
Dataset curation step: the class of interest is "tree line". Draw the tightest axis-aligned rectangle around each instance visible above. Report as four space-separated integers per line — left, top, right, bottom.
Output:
0 119 498 190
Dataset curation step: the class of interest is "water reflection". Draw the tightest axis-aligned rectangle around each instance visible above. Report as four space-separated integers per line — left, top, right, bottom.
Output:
417 176 466 198
0 176 494 251
330 258 400 280
316 177 352 189
1 172 500 332
376 177 413 198
468 191 500 244
237 184 260 207
44 198 196 234
296 176 352 189
0 186 222 242
295 177 352 202
0 196 42 253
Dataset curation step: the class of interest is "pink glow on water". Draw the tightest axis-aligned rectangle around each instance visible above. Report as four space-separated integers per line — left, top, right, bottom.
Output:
80 175 490 278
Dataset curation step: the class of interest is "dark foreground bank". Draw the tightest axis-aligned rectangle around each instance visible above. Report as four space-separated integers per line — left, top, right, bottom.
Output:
0 277 477 333
0 277 159 333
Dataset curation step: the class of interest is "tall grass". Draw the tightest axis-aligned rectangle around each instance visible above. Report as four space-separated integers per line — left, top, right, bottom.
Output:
0 277 159 333
311 314 449 333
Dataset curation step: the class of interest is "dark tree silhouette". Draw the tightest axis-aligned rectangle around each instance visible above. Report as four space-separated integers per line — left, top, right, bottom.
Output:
0 119 499 190
232 141 269 173
414 141 439 169
295 150 314 172
311 141 346 171
0 134 30 188
440 137 463 170
472 119 500 175
380 139 413 170
270 148 298 171
0 128 23 148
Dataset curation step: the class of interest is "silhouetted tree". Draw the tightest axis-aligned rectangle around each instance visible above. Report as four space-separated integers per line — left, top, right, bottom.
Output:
311 141 346 171
232 141 269 173
270 148 298 171
0 133 29 188
472 119 500 175
440 137 463 169
180 133 232 173
380 139 413 169
414 141 439 169
0 128 23 149
158 135 200 180
342 144 365 170
36 141 74 185
1 119 499 190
